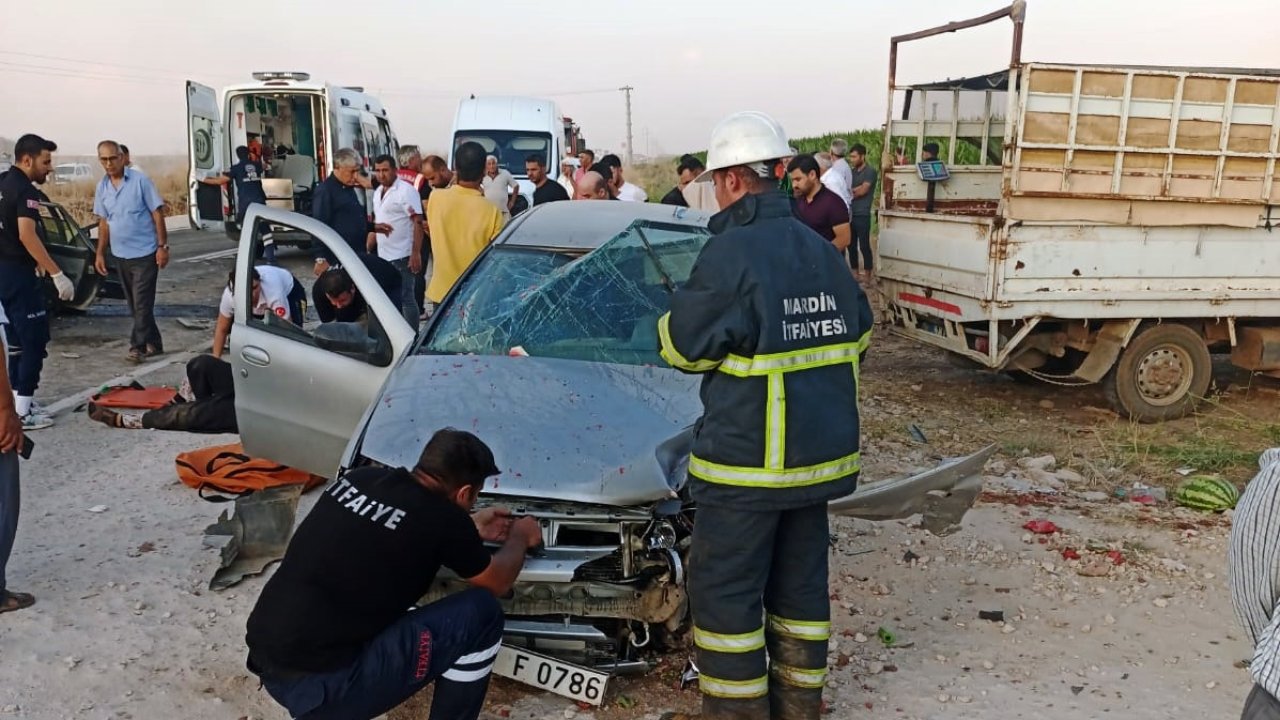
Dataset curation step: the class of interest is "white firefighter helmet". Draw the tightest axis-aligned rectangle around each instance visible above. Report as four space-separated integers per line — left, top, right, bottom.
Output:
696 110 792 183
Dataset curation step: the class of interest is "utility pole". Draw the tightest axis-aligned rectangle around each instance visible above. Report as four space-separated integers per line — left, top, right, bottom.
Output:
619 85 634 166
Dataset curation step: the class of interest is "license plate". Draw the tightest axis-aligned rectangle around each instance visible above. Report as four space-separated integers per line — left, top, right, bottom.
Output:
492 645 610 706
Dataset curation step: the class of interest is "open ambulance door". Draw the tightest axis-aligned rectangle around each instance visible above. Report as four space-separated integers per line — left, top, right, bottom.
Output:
187 81 225 230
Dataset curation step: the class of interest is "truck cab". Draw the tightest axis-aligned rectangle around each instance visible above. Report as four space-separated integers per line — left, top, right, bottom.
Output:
187 72 398 239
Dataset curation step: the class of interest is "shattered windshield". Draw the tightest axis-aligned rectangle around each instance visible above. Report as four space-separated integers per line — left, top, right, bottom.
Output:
422 220 711 366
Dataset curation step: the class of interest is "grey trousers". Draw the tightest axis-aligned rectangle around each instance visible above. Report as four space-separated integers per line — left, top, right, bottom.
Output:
389 257 421 331
117 253 162 353
1244 684 1280 719
0 451 19 593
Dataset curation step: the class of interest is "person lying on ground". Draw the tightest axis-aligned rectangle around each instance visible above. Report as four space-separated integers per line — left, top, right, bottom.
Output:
87 354 238 434
212 265 306 359
245 428 542 720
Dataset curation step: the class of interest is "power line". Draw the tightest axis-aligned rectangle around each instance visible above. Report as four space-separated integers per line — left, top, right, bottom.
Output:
0 50 232 81
0 62 179 88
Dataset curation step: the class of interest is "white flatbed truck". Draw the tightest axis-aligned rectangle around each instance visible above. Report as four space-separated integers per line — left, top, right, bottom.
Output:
877 2 1280 421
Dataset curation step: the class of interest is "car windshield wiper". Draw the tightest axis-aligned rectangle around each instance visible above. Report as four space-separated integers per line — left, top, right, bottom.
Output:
633 225 676 294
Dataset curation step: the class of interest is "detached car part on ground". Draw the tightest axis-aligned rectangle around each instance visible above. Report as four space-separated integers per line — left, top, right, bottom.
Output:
228 202 997 671
37 200 124 312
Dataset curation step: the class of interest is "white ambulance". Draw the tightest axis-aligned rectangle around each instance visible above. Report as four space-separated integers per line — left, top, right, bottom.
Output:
186 71 398 238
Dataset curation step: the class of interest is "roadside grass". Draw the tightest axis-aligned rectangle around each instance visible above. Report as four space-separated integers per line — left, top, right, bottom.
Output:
1080 399 1274 487
43 168 189 226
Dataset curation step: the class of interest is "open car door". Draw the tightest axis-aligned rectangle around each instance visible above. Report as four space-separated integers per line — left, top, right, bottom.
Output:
187 81 225 230
37 201 104 312
229 206 415 478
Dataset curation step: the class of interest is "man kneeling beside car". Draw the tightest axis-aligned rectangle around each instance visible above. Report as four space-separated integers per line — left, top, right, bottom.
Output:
245 428 543 720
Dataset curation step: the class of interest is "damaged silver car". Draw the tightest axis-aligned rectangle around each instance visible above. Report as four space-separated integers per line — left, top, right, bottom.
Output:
228 201 994 671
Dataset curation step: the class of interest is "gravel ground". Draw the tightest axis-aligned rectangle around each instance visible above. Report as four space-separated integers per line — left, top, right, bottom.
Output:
0 257 1262 719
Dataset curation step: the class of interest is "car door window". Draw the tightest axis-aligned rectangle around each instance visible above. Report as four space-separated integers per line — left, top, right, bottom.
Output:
424 220 710 365
240 220 394 366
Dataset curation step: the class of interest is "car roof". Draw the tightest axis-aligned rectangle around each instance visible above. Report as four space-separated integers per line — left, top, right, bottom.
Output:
497 200 711 252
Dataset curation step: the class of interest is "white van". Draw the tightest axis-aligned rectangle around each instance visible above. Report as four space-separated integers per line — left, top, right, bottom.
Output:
53 163 93 185
449 96 582 211
186 71 398 237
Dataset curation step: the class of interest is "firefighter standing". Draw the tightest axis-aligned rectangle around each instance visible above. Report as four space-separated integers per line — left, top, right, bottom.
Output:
658 111 872 720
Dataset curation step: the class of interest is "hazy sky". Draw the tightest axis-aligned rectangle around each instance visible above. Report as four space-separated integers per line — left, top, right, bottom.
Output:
2 0 1277 159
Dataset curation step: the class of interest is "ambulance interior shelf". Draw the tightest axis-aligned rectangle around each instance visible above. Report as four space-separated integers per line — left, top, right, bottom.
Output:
233 93 320 195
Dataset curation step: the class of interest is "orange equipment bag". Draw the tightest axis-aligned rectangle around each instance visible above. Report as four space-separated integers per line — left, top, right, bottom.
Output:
92 381 179 410
175 442 325 502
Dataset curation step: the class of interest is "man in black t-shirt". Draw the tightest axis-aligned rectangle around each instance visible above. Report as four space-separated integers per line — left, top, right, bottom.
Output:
246 428 542 720
0 134 75 431
311 255 403 324
525 155 569 206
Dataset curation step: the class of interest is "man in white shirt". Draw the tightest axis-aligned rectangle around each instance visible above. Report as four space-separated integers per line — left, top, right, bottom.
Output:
613 164 647 203
829 138 854 194
211 265 306 359
816 152 852 210
370 155 425 329
481 156 519 223
1230 449 1280 719
558 156 579 199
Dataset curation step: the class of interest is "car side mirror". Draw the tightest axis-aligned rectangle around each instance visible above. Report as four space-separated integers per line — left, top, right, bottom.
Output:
313 322 378 357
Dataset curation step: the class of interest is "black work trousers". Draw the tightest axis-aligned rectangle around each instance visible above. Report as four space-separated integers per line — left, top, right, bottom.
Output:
849 215 873 272
141 355 236 433
117 253 162 353
689 502 831 720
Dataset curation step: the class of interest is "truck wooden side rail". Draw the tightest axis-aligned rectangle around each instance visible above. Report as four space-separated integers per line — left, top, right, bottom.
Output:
878 2 1280 421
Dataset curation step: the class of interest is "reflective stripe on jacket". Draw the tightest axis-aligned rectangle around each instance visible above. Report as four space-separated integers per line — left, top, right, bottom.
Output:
659 190 873 510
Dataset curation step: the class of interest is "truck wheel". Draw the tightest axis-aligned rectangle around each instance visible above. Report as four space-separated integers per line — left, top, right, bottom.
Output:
1105 324 1211 422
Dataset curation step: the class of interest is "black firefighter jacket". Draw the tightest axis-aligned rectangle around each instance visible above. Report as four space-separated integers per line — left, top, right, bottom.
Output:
658 190 873 511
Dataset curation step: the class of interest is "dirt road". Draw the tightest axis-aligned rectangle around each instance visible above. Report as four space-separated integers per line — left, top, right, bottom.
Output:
0 254 1266 718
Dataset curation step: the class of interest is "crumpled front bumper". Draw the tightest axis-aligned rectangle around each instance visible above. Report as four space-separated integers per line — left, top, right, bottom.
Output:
828 444 998 535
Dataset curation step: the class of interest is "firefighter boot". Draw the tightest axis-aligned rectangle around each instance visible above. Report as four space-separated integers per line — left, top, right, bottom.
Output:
766 635 827 720
660 694 771 720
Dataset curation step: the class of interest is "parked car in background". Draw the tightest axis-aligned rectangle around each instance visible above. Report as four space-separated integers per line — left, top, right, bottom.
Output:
53 162 93 185
226 200 994 671
37 200 122 312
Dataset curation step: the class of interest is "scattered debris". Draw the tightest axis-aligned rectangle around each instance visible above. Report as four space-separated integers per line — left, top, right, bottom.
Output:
978 610 1005 623
87 505 108 513
1061 548 1081 560
1019 455 1057 472
907 424 928 443
903 550 921 563
877 626 897 647
60 352 82 359
1023 519 1060 534
203 486 303 590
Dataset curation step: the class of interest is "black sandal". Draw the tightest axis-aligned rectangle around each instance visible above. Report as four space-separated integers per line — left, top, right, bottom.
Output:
0 590 35 613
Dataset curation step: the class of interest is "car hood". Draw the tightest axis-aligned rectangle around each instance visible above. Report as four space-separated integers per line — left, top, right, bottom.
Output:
358 354 703 506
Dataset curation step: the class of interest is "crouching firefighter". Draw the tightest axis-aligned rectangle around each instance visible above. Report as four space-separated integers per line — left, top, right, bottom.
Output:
658 111 873 720
244 428 543 720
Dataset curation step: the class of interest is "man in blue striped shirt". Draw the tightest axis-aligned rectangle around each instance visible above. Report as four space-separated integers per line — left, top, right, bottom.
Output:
92 139 168 363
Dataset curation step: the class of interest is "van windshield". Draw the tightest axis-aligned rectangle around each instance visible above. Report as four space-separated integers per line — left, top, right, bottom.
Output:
453 131 551 177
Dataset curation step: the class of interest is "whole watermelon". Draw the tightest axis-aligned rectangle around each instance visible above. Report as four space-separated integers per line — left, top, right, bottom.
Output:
1174 475 1240 512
